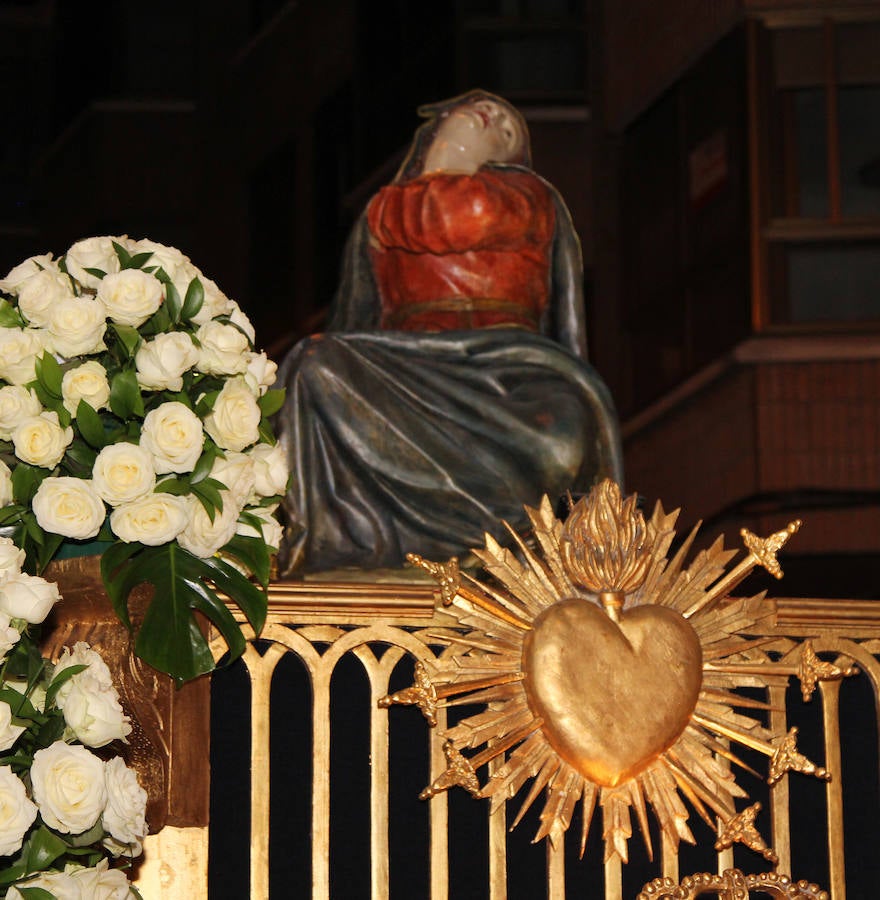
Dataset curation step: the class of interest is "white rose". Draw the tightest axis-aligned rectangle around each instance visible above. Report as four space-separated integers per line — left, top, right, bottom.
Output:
0 460 11 508
0 766 37 856
54 641 113 690
189 275 232 325
92 443 156 506
135 331 199 391
0 328 44 385
0 611 20 663
31 741 107 834
53 643 130 748
0 571 60 623
248 442 289 499
0 702 25 752
237 506 283 550
17 267 75 327
32 477 105 539
0 252 54 293
177 492 239 558
204 377 261 452
210 452 255 506
226 301 256 343
46 296 107 359
103 834 144 860
109 493 189 545
140 401 204 474
196 321 249 375
102 758 147 848
132 238 189 279
0 538 24 582
57 675 131 748
12 410 73 468
0 385 41 439
243 351 277 396
71 858 136 897
65 235 125 290
62 360 111 416
97 268 164 327
8 871 81 900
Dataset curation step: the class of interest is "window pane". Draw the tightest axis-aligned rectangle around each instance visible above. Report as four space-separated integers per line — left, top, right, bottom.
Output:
465 33 584 95
839 85 880 217
793 88 828 218
787 243 880 322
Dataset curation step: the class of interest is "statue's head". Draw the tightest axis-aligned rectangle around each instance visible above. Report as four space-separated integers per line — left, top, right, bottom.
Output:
396 90 531 182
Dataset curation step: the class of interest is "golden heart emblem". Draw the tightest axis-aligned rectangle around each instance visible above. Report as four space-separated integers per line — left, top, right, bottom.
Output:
522 599 703 787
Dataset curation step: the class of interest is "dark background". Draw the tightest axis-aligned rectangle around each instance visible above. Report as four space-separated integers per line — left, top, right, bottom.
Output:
3 0 880 895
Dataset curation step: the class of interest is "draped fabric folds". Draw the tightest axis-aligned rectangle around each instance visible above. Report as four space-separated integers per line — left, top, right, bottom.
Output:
275 166 622 574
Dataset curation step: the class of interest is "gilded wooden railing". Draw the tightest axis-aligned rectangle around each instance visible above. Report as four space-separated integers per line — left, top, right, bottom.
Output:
205 581 880 900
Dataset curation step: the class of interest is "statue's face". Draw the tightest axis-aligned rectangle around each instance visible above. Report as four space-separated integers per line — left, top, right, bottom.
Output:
426 98 526 174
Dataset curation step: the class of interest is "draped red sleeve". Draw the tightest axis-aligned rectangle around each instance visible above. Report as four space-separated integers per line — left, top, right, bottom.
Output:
366 168 555 332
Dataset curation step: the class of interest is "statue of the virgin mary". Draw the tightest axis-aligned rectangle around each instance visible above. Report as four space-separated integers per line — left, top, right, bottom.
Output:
275 90 622 574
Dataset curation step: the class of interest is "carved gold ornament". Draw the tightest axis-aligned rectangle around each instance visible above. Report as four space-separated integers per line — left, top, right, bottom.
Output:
637 868 829 899
381 479 857 865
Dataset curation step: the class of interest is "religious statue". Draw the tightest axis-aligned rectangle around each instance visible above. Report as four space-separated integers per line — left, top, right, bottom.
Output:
275 90 623 574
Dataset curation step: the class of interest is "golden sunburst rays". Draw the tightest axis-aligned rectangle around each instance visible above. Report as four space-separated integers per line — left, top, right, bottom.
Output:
380 480 852 865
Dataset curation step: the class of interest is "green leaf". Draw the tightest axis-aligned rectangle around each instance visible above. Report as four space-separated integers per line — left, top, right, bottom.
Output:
24 824 68 872
3 637 48 693
112 240 133 268
83 266 107 281
109 369 144 420
190 444 221 484
223 533 271 587
74 400 107 449
0 866 28 890
8 887 55 899
44 663 87 707
11 465 47 505
35 531 64 572
33 710 66 748
61 439 98 477
257 418 275 445
141 301 171 336
125 251 155 270
22 513 44 545
0 504 25 526
196 553 267 635
154 477 190 496
195 390 219 418
0 299 25 328
258 388 286 418
66 819 105 847
104 542 267 683
181 277 205 321
191 478 224 521
101 541 145 629
164 281 182 324
0 686 40 719
110 323 141 358
34 353 63 401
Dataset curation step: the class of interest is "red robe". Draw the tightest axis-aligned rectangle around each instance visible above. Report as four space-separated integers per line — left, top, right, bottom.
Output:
366 168 556 332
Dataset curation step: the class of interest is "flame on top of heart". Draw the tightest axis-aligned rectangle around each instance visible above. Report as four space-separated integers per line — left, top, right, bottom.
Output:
381 478 834 867
560 479 651 594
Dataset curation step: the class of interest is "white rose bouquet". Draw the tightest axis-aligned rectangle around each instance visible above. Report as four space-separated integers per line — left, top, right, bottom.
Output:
0 550 145 896
0 238 288 683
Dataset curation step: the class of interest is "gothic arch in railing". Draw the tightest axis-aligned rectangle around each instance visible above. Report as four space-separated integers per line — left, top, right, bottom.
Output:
205 589 880 900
